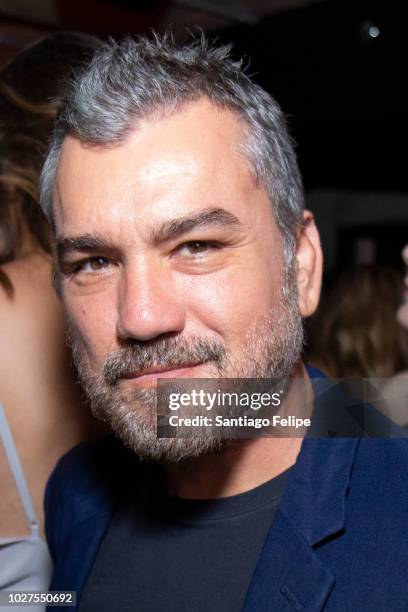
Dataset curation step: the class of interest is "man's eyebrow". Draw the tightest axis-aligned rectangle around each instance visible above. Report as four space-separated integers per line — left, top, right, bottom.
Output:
55 234 112 263
150 207 242 244
55 208 241 262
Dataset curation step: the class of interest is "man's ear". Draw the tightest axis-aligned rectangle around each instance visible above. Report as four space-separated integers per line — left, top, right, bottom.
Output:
295 210 323 317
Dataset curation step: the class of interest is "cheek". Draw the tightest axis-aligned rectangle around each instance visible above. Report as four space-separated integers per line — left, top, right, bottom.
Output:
178 258 282 343
63 291 118 364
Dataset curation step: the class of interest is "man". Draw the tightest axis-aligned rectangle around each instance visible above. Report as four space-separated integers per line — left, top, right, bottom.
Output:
40 34 408 611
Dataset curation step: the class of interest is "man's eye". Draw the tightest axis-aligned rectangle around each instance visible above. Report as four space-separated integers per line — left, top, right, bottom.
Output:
75 256 110 273
177 241 221 256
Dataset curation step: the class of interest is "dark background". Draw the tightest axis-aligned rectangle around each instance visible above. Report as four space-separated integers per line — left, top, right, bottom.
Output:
1 0 407 279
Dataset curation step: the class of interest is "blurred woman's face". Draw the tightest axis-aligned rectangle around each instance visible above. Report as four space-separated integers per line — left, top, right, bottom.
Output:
397 245 408 328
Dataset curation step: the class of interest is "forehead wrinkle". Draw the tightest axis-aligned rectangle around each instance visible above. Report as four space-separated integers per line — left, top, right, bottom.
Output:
136 155 200 186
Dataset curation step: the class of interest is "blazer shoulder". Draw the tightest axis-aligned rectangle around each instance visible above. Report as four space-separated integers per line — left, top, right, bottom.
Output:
351 437 408 509
357 436 408 463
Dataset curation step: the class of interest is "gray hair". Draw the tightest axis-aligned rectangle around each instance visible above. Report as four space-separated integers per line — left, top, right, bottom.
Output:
40 32 305 263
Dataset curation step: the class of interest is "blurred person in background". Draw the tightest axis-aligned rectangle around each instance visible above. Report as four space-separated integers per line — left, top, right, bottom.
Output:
396 245 408 332
307 263 408 427
307 264 408 379
0 31 101 594
380 246 408 427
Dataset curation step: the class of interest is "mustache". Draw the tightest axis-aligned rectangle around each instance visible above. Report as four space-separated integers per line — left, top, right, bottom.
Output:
103 335 226 386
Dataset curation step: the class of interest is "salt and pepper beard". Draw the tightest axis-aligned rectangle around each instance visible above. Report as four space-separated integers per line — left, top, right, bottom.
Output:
65 264 304 463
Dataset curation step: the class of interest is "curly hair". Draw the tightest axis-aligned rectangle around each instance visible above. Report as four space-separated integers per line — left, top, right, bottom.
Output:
0 31 101 295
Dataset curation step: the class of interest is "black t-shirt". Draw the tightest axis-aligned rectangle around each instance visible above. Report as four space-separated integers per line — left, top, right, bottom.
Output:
79 466 291 612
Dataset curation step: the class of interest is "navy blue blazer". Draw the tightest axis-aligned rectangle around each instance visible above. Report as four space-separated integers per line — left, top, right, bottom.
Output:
45 369 408 611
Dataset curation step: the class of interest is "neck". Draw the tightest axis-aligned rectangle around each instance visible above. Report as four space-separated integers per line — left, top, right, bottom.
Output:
164 362 312 499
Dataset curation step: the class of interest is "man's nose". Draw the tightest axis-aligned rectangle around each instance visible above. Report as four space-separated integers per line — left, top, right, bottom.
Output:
116 261 186 342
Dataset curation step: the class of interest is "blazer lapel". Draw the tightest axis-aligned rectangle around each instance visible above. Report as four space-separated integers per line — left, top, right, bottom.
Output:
47 480 114 612
50 436 139 602
243 437 359 612
242 510 335 611
54 508 113 597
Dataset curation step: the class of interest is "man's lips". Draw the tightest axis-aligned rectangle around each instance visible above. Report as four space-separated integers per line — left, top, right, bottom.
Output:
121 363 203 384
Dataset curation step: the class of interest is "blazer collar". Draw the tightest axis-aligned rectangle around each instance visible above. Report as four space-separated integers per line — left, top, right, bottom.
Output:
242 367 360 611
280 436 359 545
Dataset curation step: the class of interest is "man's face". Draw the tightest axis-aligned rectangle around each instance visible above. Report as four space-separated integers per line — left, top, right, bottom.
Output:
53 99 304 462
